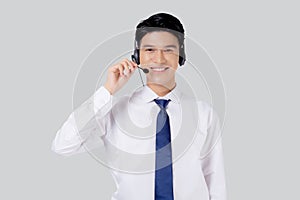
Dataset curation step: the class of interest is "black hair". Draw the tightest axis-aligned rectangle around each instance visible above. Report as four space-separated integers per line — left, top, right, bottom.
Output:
135 12 185 47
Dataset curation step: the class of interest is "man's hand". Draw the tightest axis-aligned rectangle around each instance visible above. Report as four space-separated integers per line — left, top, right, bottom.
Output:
104 58 138 95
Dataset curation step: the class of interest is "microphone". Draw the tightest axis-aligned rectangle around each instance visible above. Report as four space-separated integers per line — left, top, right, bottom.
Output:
137 66 149 73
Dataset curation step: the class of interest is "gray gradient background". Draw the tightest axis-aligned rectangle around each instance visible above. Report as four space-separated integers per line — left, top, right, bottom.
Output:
1 0 299 199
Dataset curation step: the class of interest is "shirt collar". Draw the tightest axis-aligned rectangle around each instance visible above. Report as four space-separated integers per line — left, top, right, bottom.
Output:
130 83 182 104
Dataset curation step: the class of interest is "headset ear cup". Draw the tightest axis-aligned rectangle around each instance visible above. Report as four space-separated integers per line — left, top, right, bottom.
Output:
179 46 186 66
179 56 185 66
131 54 137 64
136 49 140 65
131 49 140 65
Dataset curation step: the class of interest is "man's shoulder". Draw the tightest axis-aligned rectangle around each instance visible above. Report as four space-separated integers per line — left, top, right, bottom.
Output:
180 92 213 113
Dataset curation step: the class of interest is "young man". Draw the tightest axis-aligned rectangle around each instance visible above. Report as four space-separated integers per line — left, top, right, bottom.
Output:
52 13 227 200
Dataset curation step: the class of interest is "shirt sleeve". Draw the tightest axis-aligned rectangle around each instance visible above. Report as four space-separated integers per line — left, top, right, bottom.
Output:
200 107 227 200
51 86 113 156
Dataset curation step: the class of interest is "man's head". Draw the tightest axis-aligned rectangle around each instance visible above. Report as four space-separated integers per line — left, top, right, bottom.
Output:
132 13 186 89
133 13 185 66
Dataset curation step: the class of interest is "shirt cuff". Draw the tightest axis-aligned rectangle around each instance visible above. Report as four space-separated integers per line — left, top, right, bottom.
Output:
93 86 113 113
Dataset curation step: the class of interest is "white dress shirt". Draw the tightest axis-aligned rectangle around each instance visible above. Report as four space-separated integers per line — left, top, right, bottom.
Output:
51 84 227 200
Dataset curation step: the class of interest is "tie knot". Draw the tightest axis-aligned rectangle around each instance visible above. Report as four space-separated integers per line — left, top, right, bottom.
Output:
154 99 170 109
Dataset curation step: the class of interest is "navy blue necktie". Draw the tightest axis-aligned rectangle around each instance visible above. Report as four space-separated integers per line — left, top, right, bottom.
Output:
154 99 174 200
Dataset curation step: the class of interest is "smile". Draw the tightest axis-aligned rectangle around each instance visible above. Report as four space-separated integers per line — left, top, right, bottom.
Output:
150 67 169 72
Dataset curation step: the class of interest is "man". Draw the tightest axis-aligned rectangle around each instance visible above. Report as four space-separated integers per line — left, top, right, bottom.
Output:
52 12 227 200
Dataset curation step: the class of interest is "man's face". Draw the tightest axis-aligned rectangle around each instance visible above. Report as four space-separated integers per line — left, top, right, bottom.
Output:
139 31 180 88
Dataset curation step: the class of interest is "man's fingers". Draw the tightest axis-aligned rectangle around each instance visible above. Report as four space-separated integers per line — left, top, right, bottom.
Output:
109 58 137 78
123 59 136 73
121 59 136 76
118 64 125 77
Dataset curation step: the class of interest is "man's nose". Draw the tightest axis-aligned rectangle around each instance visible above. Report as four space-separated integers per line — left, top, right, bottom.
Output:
153 49 167 64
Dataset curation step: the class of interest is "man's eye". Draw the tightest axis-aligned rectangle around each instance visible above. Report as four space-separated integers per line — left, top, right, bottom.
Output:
145 48 154 51
164 49 173 52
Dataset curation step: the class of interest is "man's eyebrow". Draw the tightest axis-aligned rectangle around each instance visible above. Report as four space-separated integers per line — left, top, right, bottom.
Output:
141 44 178 48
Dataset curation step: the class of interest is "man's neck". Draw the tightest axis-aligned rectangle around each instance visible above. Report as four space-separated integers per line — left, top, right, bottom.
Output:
147 82 176 97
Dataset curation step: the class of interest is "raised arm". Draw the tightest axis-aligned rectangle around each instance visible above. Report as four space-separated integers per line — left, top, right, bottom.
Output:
51 58 138 156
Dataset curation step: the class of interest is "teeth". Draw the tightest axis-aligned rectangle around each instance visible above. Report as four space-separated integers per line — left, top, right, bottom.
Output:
152 68 166 71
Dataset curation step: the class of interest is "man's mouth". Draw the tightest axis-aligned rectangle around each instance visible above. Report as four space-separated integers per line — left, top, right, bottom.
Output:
150 67 169 72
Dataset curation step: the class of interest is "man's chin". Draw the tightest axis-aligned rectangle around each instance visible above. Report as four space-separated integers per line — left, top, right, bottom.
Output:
146 77 175 88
